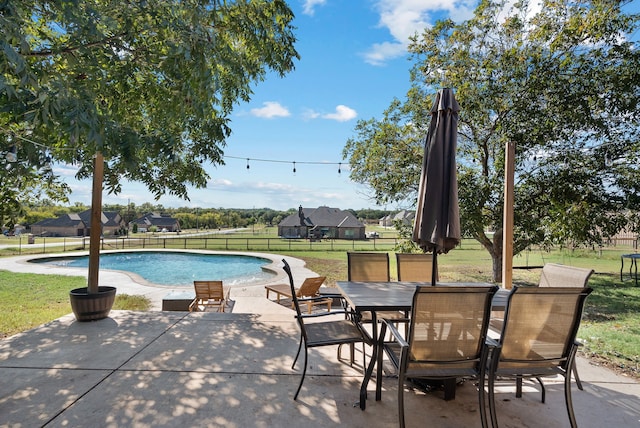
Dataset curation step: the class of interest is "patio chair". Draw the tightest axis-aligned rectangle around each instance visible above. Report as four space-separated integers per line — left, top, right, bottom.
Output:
539 263 594 288
347 252 390 282
377 285 498 428
282 259 371 400
347 251 406 333
483 286 593 428
395 252 439 282
538 263 594 390
265 276 332 313
189 280 226 312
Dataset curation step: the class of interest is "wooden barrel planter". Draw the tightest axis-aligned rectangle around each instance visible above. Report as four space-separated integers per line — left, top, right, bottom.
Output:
69 286 117 321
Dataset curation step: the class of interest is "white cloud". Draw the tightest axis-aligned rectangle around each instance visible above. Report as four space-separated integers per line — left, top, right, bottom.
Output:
322 105 357 122
363 41 407 66
302 0 326 16
250 101 291 119
210 178 233 187
302 108 321 120
365 0 477 65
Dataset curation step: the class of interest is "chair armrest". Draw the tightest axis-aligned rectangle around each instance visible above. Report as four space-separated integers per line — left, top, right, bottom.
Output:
381 318 409 349
298 308 351 320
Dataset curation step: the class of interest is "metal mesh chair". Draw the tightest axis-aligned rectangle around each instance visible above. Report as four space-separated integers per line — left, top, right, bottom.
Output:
377 285 498 428
538 263 594 390
395 252 439 282
282 259 371 400
347 252 405 324
483 286 593 428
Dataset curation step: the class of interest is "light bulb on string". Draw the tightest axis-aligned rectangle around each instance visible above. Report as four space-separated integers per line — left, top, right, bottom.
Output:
293 161 296 174
246 158 250 170
338 162 341 174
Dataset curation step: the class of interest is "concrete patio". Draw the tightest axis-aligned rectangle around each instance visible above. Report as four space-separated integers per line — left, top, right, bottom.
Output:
1 253 640 427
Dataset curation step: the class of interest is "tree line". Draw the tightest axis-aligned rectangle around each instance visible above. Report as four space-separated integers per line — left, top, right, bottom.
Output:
11 201 392 231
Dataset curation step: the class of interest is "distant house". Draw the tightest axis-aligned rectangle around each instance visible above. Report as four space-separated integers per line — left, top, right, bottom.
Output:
30 210 124 237
278 206 366 240
130 212 180 232
379 210 415 227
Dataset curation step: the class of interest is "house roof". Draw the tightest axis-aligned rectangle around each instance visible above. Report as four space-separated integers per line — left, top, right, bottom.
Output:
32 210 123 228
32 214 85 228
77 209 121 227
279 206 364 228
131 213 179 227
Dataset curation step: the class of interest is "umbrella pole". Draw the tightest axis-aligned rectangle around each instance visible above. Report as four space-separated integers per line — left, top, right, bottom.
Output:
431 252 438 286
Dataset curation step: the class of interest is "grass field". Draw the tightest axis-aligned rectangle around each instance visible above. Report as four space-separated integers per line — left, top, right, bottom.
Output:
1 231 638 378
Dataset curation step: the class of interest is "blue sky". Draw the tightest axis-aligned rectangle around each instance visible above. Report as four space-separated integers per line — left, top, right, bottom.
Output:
60 0 639 212
60 0 476 211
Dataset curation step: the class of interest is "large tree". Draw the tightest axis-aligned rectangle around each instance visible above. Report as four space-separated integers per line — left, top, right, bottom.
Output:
0 0 298 228
344 0 640 281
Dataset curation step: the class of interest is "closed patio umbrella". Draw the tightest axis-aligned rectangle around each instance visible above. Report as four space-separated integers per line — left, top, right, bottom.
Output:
412 88 461 284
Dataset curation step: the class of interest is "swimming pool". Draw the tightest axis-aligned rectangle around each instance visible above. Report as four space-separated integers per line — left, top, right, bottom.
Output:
33 251 277 287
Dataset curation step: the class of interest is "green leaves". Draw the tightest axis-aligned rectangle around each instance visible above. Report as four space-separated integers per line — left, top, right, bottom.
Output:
1 0 299 211
343 0 640 281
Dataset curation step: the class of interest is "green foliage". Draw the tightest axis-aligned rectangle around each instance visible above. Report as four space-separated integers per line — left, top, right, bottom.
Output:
393 219 421 253
1 0 299 209
343 0 640 281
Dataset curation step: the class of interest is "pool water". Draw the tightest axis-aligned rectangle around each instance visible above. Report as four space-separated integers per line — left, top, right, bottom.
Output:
36 252 276 287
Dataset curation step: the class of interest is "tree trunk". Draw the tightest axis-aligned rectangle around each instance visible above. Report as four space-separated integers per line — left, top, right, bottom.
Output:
87 152 104 294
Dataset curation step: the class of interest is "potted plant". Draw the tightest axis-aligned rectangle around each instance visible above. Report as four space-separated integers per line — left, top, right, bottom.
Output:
69 152 116 321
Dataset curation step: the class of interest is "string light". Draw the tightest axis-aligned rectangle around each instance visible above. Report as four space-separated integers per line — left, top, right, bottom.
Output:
2 134 348 175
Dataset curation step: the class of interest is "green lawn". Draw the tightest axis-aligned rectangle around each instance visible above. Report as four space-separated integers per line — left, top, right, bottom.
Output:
0 271 151 338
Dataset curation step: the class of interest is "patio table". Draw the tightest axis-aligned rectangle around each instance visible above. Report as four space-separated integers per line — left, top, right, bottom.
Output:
336 281 508 410
620 253 640 286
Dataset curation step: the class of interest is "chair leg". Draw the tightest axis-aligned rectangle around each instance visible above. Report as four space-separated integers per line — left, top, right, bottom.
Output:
516 376 522 398
478 370 488 428
572 363 584 390
535 377 546 403
292 336 303 370
397 374 405 428
488 370 498 428
564 368 578 428
294 344 308 400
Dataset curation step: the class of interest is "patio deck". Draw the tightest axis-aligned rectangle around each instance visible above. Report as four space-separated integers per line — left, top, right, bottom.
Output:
1 253 639 427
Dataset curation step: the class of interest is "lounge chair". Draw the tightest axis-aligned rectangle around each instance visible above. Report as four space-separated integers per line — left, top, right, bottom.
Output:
282 259 371 400
189 280 226 312
483 286 593 428
265 276 332 313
